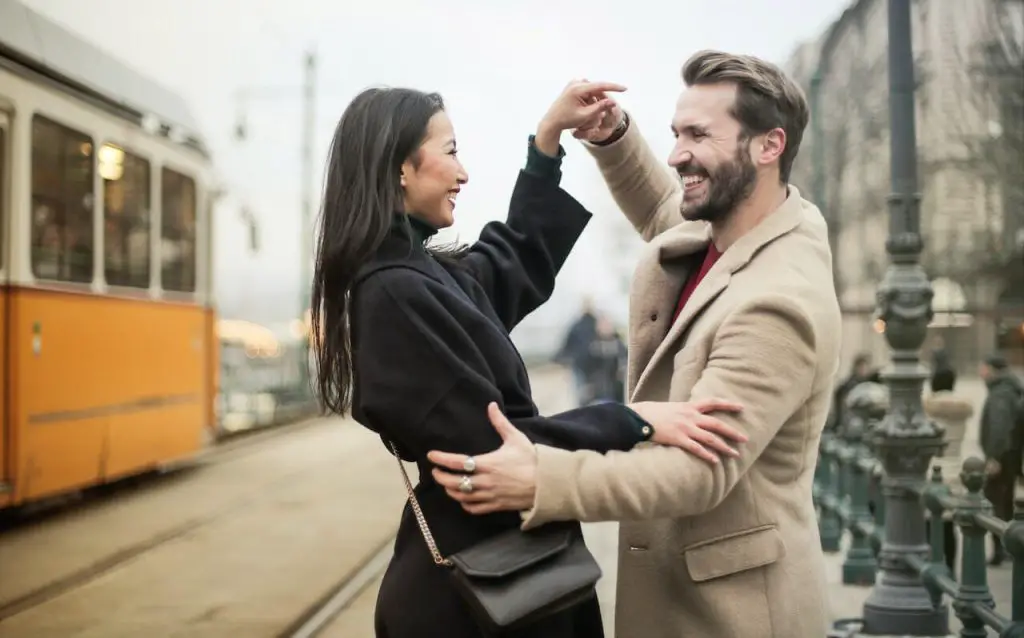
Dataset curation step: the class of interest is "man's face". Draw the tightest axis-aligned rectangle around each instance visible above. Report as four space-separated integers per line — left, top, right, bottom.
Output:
979 363 992 380
668 83 758 223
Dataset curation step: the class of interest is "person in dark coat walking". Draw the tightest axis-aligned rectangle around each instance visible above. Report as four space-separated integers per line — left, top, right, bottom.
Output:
580 314 628 405
555 300 598 405
978 354 1023 565
309 85 748 638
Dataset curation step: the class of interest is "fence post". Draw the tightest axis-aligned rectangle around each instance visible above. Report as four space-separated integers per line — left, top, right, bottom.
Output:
1011 495 1024 623
842 389 880 585
953 457 996 638
819 431 843 552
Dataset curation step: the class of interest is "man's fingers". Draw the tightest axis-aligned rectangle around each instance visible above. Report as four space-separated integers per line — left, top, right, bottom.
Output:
696 416 749 443
682 440 718 465
463 501 502 516
579 98 614 120
487 402 518 442
694 398 744 414
574 81 627 95
431 468 463 490
444 487 494 504
427 450 470 471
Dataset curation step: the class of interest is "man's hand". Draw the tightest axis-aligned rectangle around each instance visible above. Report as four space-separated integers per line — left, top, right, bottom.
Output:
631 399 748 465
572 96 625 144
428 403 538 515
535 80 626 156
986 458 1002 477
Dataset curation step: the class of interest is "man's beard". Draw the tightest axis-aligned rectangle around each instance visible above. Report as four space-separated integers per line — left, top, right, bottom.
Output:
678 144 757 223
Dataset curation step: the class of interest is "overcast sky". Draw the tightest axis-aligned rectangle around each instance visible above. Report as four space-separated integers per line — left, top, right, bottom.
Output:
22 0 851 346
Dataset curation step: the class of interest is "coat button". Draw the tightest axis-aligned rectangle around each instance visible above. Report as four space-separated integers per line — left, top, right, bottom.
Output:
650 313 658 321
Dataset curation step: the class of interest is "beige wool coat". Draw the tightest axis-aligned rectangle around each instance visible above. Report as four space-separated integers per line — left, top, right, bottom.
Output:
521 118 842 638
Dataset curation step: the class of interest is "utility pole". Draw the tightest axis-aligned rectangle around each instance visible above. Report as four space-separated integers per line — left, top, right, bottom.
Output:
232 48 318 325
298 49 316 325
860 0 948 633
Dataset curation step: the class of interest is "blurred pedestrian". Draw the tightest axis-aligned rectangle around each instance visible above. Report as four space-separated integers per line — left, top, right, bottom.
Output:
581 314 627 405
555 298 597 406
978 353 1023 566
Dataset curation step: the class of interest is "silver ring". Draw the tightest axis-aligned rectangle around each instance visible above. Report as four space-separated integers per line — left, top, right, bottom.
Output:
463 457 476 473
458 476 474 494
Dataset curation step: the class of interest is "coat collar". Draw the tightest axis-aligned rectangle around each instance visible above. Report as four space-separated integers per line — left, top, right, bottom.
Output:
631 185 812 398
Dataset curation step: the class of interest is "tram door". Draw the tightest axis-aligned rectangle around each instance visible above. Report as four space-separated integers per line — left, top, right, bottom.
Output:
0 109 9 488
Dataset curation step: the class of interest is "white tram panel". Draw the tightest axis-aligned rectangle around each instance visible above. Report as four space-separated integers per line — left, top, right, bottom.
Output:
0 0 215 303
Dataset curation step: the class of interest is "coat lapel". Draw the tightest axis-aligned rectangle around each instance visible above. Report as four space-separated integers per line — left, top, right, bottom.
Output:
630 187 811 400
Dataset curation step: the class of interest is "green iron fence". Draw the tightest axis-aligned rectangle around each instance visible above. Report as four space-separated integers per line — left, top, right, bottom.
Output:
215 337 317 437
815 382 1023 637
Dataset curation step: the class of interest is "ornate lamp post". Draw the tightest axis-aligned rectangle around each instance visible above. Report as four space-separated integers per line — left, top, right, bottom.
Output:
860 0 949 633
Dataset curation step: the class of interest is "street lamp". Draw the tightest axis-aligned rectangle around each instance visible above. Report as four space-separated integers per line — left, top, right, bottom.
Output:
860 0 949 634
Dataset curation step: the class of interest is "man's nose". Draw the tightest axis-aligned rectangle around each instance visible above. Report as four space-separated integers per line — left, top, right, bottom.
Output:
668 146 692 169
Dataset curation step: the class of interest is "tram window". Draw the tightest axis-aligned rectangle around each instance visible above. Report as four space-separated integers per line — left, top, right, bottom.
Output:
0 126 5 268
30 116 95 283
101 145 150 288
160 167 196 292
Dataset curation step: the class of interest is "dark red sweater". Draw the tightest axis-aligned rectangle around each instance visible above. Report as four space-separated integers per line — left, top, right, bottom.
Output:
671 243 723 325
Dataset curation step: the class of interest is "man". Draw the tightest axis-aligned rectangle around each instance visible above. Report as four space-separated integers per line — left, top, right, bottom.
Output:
430 50 841 638
829 352 880 431
978 353 1023 566
555 297 599 406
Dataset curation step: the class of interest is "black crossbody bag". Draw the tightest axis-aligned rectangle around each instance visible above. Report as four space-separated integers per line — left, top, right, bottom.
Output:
386 441 602 635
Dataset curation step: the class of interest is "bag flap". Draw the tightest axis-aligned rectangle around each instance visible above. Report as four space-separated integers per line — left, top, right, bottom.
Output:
448 527 573 578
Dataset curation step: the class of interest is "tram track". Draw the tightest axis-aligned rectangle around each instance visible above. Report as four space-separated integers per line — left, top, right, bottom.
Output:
281 538 394 638
0 416 343 623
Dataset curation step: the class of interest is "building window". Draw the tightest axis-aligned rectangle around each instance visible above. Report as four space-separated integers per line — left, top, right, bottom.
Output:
161 167 196 292
101 144 151 288
30 115 95 283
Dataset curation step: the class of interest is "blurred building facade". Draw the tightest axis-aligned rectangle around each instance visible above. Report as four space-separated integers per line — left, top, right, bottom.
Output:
785 0 1024 373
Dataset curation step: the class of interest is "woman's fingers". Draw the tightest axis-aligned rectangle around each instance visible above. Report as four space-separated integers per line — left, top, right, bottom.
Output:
693 398 744 414
690 426 739 457
696 415 749 443
681 439 719 465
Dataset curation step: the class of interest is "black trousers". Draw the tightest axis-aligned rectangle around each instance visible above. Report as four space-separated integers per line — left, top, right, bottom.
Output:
984 467 1017 558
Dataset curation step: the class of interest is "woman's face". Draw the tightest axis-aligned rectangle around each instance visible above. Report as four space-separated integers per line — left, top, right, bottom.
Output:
402 111 468 228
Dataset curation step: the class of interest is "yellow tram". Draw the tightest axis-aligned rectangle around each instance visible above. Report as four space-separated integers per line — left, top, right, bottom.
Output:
0 2 218 509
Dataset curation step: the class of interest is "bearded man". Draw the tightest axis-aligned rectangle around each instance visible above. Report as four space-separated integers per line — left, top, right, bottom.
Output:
430 50 842 638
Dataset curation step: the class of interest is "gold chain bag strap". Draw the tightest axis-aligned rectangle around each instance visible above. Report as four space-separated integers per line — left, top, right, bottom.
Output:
385 441 603 634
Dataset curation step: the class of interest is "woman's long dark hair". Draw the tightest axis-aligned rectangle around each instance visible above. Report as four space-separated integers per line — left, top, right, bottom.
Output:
311 87 446 414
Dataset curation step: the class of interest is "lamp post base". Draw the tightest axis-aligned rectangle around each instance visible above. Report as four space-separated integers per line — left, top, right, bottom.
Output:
862 578 949 636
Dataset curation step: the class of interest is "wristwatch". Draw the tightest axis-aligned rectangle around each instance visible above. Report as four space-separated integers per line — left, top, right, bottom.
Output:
592 111 630 147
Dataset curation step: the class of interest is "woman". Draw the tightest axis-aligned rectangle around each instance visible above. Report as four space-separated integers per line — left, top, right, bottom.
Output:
311 83 746 638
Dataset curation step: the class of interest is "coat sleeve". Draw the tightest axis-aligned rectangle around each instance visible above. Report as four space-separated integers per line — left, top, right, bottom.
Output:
520 295 819 528
352 274 645 465
583 113 685 242
459 168 592 332
981 388 1023 460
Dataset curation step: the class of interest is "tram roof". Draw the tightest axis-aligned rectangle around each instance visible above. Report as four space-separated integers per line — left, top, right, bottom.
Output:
0 0 209 156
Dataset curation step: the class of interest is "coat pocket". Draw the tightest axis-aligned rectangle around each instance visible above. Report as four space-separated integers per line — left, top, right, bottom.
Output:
682 524 786 583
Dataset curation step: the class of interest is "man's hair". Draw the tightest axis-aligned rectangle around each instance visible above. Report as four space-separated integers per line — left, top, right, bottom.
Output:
682 50 810 183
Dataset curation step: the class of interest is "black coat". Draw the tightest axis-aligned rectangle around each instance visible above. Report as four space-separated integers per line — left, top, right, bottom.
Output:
350 170 645 638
